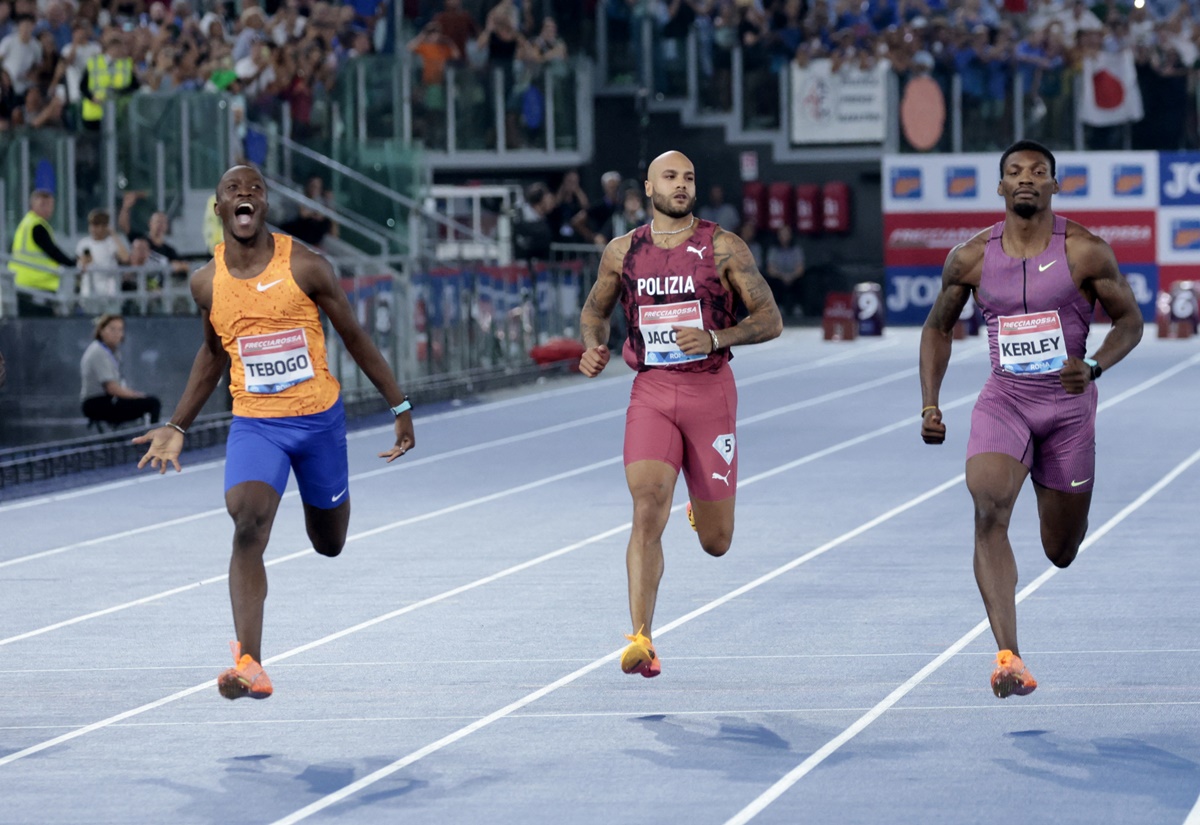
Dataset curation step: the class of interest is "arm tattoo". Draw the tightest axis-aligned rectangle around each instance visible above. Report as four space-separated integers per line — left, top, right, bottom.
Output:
580 243 624 348
717 231 783 347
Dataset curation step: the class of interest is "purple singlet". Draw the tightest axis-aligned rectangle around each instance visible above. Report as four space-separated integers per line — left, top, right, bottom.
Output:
966 214 1099 493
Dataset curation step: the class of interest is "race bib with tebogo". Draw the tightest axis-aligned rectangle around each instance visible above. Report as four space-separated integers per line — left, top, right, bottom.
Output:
639 300 705 366
237 328 315 393
997 310 1067 375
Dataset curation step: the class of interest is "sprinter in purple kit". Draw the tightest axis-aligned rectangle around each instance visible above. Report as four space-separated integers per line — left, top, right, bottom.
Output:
918 140 1143 698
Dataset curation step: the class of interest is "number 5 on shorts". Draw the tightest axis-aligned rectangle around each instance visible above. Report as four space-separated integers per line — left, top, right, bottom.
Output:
712 434 735 465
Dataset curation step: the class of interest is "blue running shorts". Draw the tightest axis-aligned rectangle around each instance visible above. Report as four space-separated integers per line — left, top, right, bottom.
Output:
224 398 349 508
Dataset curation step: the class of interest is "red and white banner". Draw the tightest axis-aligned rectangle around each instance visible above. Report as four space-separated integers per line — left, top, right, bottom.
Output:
883 210 1156 268
1080 49 1144 127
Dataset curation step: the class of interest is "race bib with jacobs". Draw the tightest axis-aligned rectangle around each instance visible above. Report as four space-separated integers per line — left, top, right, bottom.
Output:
640 300 705 366
237 328 316 393
997 311 1068 375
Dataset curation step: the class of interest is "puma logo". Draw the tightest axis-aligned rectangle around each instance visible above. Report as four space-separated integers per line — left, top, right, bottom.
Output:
1038 261 1057 272
687 245 707 259
257 278 285 292
711 470 731 486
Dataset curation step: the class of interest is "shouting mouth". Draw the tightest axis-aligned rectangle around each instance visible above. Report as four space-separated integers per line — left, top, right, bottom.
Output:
234 202 255 229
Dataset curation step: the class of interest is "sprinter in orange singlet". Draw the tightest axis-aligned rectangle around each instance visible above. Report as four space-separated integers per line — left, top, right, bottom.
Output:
134 165 415 700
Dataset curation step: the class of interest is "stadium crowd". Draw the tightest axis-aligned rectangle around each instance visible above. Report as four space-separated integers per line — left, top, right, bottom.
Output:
0 0 1195 145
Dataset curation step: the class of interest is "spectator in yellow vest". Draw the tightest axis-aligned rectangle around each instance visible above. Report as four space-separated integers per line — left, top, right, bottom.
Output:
7 188 77 317
79 29 138 130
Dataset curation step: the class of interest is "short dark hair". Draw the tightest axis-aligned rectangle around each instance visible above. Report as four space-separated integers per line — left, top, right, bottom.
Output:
999 140 1056 179
525 182 550 206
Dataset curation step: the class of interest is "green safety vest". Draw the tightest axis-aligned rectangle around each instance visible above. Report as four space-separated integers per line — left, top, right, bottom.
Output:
7 211 59 292
82 54 133 122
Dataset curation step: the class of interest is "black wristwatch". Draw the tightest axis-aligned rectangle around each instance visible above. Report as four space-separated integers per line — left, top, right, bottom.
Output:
1084 358 1102 381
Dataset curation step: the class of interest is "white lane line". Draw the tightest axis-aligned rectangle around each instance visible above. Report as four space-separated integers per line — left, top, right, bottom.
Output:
0 411 620 570
7 646 1195 674
1 346 1183 765
7 700 1200 733
0 354 971 640
1184 793 1200 825
0 392 978 768
0 339 924 568
723 443 1200 825
45 697 1200 732
6 700 1200 733
0 456 621 648
266 471 969 825
0 336 898 514
0 373 634 515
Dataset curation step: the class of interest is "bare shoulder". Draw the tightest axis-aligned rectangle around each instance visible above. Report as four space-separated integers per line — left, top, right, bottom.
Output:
712 226 758 273
943 228 989 286
712 225 749 256
189 259 216 308
1064 219 1116 272
289 241 337 293
600 232 633 273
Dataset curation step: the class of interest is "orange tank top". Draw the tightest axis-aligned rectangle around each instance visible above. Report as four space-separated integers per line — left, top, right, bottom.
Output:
209 233 340 418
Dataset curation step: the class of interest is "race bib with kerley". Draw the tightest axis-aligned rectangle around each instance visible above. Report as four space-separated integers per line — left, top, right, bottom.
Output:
997 311 1067 375
237 328 316 393
639 300 705 366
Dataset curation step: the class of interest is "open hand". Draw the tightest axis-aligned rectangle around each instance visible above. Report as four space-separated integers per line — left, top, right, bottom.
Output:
379 412 415 462
133 426 185 473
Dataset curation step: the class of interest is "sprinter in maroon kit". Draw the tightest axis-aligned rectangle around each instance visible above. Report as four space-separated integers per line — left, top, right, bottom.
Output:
578 150 782 678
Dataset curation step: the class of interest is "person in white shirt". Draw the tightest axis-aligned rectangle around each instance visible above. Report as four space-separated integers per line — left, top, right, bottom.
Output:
76 208 130 298
59 22 102 108
0 15 41 97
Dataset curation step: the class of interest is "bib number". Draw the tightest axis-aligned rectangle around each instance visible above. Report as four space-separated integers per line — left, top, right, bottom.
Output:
639 300 704 367
997 310 1067 375
237 328 315 394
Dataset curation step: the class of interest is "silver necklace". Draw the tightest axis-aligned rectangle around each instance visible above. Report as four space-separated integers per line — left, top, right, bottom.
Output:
650 216 695 236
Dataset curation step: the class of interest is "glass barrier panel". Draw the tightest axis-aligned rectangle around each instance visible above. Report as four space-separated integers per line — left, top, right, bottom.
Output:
549 62 578 151
741 47 780 131
452 64 497 152
699 24 735 114
410 59 449 152
602 2 640 86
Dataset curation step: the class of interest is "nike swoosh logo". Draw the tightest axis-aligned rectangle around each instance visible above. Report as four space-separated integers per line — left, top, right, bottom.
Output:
1069 478 1091 487
1038 261 1057 272
331 488 348 502
257 279 285 292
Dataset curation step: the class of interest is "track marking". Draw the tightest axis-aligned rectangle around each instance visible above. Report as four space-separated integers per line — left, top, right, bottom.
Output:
5 646 1194 674
0 360 975 638
0 393 978 767
0 335 897 514
4 699 1200 734
0 339 926 567
723 443 1200 825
